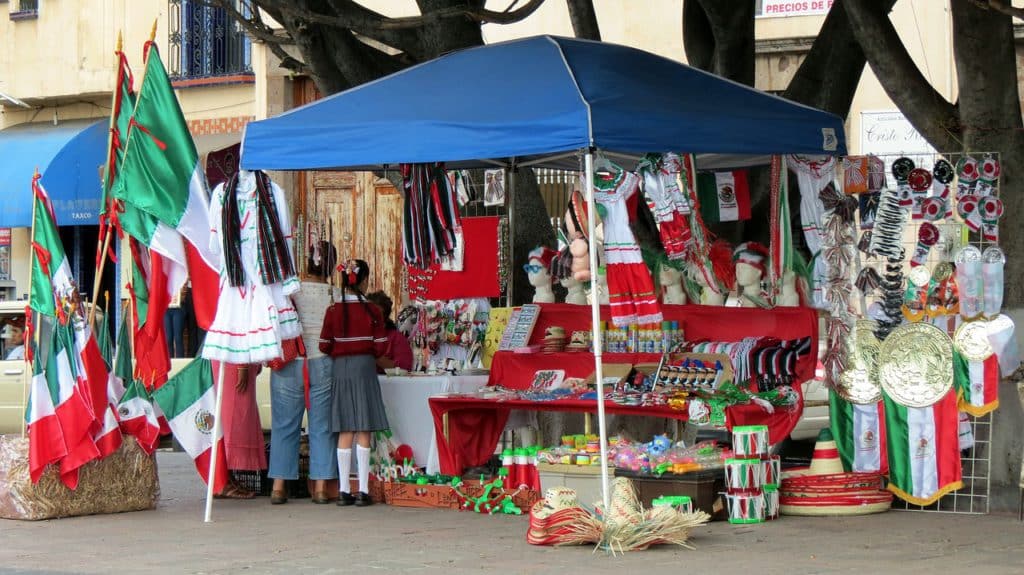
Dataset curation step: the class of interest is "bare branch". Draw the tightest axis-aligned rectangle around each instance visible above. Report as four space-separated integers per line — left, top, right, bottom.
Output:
682 0 715 72
843 0 962 151
567 0 601 41
202 0 310 74
255 0 544 31
970 0 1024 21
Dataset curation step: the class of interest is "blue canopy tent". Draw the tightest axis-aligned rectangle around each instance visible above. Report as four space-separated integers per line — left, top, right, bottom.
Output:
240 35 847 511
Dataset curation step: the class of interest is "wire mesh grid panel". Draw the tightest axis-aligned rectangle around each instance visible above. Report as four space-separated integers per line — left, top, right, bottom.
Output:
849 152 1000 514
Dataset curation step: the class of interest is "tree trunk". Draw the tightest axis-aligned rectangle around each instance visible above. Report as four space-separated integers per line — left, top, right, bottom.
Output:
692 0 755 86
951 0 1024 306
510 167 557 305
567 0 601 41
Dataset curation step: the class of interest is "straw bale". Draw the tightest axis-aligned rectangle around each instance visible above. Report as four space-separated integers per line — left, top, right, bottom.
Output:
0 435 159 520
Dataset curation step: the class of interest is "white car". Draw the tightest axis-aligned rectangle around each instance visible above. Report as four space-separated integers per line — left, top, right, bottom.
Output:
0 300 273 435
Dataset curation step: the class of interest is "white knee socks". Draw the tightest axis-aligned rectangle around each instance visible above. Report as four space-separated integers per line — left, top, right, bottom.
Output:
337 448 352 494
356 445 371 494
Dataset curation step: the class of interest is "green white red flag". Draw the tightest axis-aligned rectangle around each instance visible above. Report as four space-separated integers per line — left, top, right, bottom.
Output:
696 170 751 222
882 388 962 506
151 357 228 493
829 391 887 475
953 352 999 416
111 42 219 332
117 378 161 455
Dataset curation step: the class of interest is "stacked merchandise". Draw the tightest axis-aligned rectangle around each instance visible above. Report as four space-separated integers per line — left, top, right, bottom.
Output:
723 425 773 523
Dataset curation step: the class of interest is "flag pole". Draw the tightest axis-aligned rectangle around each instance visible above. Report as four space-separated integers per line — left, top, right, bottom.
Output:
204 359 227 523
22 170 41 438
89 31 126 328
584 150 610 513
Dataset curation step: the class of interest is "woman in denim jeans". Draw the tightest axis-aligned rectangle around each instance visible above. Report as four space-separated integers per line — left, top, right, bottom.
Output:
267 299 338 505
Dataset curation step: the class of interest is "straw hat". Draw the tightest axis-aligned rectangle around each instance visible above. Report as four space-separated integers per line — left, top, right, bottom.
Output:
807 428 845 476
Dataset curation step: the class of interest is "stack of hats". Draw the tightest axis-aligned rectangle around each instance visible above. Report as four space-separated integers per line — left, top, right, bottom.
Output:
526 488 595 545
542 326 567 353
779 429 892 516
723 424 774 524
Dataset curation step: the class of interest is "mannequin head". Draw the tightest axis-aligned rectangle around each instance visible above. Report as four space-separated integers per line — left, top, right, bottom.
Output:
659 264 681 286
732 242 769 290
525 246 557 288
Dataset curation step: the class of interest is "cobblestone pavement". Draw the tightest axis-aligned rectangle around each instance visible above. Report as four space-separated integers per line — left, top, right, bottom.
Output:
0 451 1022 574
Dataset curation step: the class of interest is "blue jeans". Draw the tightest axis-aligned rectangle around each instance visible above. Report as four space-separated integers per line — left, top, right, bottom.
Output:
268 356 338 480
164 308 185 358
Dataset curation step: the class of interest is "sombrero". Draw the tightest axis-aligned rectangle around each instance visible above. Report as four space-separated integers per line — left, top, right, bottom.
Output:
807 428 845 476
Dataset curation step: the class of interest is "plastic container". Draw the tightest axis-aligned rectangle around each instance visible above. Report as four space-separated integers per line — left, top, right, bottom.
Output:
615 468 726 520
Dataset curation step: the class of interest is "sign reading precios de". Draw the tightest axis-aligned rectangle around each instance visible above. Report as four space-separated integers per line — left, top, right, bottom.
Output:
757 0 834 17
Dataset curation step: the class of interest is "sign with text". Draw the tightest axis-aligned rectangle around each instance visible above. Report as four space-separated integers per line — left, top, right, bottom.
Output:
860 111 935 157
757 0 834 18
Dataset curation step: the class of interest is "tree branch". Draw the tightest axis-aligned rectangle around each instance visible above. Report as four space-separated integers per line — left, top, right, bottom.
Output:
202 0 310 74
843 0 962 151
682 0 715 72
693 0 754 85
567 0 601 41
971 0 1024 21
257 0 545 31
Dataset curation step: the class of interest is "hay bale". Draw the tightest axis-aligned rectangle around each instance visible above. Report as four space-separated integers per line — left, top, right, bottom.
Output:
0 435 159 520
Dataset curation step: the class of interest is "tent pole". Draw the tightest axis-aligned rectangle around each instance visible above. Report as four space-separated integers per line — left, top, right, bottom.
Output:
507 164 516 303
584 151 610 512
204 360 227 523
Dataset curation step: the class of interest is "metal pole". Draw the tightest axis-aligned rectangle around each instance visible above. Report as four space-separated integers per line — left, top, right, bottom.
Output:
507 165 516 302
204 360 227 523
584 151 610 512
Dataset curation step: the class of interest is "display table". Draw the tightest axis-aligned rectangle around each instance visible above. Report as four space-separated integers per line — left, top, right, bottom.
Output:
428 393 803 475
379 374 488 475
489 303 819 390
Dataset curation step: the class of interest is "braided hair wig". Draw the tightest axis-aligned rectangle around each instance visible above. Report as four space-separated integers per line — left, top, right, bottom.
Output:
221 170 296 288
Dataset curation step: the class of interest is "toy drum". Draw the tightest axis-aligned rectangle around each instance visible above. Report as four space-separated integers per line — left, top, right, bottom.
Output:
762 455 781 487
726 493 765 524
732 425 769 458
725 458 765 494
762 485 780 520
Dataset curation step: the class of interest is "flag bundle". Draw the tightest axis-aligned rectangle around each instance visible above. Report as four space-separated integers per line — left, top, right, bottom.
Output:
26 177 122 489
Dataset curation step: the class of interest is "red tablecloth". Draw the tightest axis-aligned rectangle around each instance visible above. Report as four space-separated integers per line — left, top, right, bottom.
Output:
428 391 803 475
490 303 819 390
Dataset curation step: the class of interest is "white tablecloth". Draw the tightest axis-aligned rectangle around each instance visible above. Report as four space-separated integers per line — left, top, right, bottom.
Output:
378 374 488 475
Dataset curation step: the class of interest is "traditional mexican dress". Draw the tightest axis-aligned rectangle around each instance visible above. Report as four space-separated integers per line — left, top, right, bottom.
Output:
203 171 302 364
637 153 693 261
592 167 663 327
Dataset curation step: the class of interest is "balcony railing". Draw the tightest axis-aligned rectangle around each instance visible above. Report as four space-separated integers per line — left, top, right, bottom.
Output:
168 0 252 83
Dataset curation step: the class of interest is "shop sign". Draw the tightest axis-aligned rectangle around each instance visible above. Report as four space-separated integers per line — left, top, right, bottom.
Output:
860 111 935 157
756 0 834 18
0 228 9 281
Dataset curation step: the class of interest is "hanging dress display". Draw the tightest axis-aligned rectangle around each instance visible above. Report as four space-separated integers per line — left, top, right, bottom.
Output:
789 155 837 309
636 153 693 261
591 163 663 327
400 163 462 270
203 170 302 364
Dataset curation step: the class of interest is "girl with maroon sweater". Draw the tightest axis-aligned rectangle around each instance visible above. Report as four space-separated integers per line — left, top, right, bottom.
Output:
319 259 389 506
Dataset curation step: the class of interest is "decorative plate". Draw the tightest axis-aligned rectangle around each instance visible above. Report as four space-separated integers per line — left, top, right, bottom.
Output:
878 322 953 408
954 320 994 362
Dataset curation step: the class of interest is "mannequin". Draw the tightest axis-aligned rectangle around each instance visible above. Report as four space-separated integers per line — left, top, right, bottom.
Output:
659 264 687 305
691 240 734 306
733 242 770 308
561 275 588 305
525 246 557 304
587 267 611 306
778 270 800 307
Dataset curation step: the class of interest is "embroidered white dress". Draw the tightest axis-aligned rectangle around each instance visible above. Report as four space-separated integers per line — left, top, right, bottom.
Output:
202 171 301 364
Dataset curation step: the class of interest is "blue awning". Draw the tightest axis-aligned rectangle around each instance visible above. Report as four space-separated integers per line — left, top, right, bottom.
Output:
242 35 847 172
0 119 108 228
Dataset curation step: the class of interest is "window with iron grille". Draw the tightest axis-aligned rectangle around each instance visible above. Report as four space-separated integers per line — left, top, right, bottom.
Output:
10 0 39 20
168 0 252 80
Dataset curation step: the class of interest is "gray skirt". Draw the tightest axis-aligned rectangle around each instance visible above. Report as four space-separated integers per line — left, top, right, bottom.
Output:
330 355 389 433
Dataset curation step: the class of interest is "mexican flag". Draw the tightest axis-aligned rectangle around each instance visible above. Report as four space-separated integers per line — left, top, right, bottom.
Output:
51 324 102 489
112 42 219 331
126 237 172 387
953 352 999 417
882 388 963 506
25 348 67 483
697 170 751 222
152 357 228 493
71 319 122 461
117 378 161 455
829 391 887 474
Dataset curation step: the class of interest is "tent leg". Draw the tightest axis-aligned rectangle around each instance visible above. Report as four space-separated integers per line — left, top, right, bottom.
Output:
584 151 610 513
507 166 516 304
204 360 227 523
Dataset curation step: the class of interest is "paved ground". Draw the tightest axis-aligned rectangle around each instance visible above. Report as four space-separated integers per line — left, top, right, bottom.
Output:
1 451 1022 574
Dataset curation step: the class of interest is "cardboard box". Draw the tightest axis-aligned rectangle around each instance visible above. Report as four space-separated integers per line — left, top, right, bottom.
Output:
584 363 634 388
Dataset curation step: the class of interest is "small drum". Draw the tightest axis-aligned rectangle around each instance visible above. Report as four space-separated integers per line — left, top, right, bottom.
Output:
725 457 765 494
652 495 693 514
732 425 769 458
762 455 782 487
763 485 780 520
726 493 765 524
